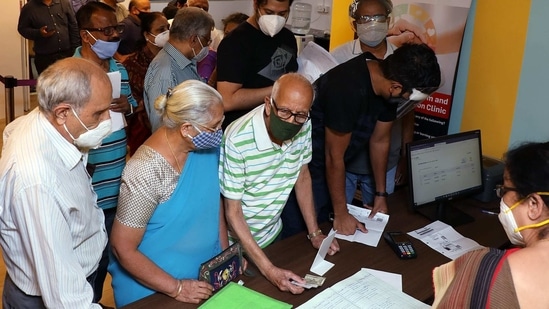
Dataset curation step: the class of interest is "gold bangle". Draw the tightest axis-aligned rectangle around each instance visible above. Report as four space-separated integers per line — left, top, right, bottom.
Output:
172 279 182 298
307 229 323 240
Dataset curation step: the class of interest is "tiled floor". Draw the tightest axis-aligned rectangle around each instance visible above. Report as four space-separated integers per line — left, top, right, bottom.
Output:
0 94 116 307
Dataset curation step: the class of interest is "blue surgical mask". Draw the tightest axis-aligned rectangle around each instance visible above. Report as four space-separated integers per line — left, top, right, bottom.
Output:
192 37 209 62
187 125 223 149
86 30 120 59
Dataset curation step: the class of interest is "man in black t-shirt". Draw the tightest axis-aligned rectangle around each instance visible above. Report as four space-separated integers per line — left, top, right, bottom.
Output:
307 44 441 237
216 0 298 127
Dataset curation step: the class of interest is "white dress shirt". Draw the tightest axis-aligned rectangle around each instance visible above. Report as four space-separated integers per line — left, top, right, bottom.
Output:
0 108 107 308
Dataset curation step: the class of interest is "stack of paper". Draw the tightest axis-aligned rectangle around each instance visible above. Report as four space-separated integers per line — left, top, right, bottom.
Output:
297 269 429 309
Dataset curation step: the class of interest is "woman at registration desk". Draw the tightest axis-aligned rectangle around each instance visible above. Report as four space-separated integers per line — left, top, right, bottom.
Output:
108 80 228 307
432 141 549 308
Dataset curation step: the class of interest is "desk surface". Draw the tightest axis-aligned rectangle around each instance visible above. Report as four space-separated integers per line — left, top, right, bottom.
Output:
122 189 507 308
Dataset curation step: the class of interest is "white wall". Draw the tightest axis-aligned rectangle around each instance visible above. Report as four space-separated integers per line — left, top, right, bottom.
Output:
0 0 28 120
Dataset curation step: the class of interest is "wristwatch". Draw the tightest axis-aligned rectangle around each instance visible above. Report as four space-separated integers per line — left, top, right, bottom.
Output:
375 191 389 197
306 229 323 240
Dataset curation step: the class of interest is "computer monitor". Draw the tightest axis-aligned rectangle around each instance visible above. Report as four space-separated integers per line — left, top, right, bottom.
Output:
406 130 484 227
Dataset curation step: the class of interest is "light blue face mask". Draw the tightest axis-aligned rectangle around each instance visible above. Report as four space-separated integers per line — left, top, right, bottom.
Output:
86 30 120 59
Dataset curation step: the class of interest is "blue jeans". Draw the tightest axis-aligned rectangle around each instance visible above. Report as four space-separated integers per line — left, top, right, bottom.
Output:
345 166 397 205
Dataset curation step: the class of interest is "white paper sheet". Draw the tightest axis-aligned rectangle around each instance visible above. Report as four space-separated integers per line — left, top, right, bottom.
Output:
363 268 402 291
334 204 390 247
310 229 336 276
297 269 429 309
407 220 484 260
106 71 125 131
296 41 339 82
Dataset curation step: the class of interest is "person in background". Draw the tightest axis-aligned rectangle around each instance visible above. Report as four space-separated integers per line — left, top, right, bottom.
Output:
123 11 170 156
163 0 186 20
216 0 298 128
18 0 81 74
432 141 549 308
220 73 339 294
0 57 109 308
206 12 249 88
308 43 440 236
330 0 414 209
74 2 138 305
109 80 227 307
116 0 151 59
222 12 249 35
144 7 214 132
184 0 224 51
100 0 128 22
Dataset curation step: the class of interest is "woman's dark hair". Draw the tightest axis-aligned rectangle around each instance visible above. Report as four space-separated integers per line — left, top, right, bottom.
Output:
135 12 166 50
379 43 441 94
504 141 549 206
222 12 249 28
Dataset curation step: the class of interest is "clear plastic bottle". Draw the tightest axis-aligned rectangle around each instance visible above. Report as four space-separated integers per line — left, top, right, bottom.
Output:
291 2 312 35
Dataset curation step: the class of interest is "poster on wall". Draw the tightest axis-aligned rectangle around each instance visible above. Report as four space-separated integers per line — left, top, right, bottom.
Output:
390 0 471 139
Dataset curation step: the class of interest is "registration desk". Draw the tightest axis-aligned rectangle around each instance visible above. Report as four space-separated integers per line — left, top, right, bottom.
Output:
123 189 507 308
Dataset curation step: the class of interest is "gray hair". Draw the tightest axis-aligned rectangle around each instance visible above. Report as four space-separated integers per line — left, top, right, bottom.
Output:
170 7 214 41
349 0 393 18
154 80 223 129
37 57 110 114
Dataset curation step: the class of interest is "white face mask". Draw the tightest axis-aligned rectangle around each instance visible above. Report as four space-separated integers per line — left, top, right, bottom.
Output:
356 21 388 47
64 107 112 149
257 12 286 37
148 30 169 48
498 199 525 246
192 37 209 62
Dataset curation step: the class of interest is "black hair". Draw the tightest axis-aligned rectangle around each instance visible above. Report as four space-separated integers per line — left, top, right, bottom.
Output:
256 0 294 7
162 5 179 20
504 141 549 206
379 43 441 94
76 2 115 29
133 11 165 50
222 12 249 28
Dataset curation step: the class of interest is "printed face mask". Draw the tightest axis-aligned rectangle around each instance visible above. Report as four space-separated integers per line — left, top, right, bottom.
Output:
87 30 120 59
356 21 388 47
148 29 169 47
64 107 112 149
257 11 286 37
187 125 223 149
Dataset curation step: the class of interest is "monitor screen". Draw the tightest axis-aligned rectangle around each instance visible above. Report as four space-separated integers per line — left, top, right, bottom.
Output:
406 130 484 226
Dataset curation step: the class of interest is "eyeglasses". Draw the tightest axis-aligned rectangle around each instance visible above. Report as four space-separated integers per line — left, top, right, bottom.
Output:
495 185 518 198
270 97 310 125
355 14 388 24
199 35 212 46
193 115 225 132
83 24 125 36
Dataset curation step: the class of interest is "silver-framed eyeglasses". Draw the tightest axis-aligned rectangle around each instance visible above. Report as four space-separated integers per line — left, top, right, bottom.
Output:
270 97 310 125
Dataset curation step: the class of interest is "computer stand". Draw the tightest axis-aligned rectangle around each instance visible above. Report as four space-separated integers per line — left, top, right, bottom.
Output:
415 201 475 227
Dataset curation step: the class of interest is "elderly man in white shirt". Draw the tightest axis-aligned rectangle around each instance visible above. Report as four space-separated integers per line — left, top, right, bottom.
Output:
0 57 111 308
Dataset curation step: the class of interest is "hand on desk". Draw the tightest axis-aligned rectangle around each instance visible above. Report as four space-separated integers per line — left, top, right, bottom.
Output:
310 234 340 256
365 197 389 218
264 265 306 294
175 280 213 304
333 212 368 236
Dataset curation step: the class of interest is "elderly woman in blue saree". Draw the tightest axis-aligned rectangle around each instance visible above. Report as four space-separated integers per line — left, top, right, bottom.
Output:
108 80 228 307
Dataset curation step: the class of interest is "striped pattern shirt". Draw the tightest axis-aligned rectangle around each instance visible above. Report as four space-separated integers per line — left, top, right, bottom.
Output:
219 105 312 247
0 109 107 308
74 47 137 210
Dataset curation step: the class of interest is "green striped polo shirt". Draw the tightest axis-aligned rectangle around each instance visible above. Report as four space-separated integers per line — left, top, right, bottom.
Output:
219 105 312 248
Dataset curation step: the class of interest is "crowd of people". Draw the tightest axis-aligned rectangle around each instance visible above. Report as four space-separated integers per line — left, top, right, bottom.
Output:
2 0 545 308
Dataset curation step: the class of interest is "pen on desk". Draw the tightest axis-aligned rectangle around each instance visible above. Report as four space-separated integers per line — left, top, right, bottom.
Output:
481 209 498 215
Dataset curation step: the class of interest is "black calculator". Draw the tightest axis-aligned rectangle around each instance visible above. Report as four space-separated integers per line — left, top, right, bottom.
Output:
383 231 417 259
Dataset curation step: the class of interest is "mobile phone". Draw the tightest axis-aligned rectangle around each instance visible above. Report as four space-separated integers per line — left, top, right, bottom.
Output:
383 231 417 259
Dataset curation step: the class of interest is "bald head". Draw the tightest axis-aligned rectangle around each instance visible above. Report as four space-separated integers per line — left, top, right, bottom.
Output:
37 58 111 113
129 0 151 15
272 73 314 111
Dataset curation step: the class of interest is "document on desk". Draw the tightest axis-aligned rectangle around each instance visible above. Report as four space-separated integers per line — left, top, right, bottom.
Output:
310 229 337 276
334 204 389 247
106 71 125 131
297 269 429 309
407 220 484 260
199 282 291 309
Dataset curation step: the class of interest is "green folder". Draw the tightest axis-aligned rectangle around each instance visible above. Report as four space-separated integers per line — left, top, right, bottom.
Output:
199 282 292 309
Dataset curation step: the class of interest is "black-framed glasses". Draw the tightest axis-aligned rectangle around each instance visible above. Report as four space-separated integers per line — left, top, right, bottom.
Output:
83 24 125 36
356 14 388 24
270 97 310 125
495 184 518 198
